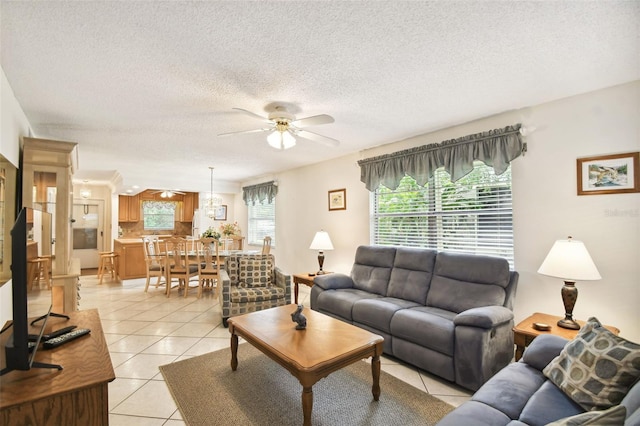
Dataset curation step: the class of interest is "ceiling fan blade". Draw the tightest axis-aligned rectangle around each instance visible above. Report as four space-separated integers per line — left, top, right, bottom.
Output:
218 127 272 137
292 114 334 128
295 129 340 147
232 108 271 122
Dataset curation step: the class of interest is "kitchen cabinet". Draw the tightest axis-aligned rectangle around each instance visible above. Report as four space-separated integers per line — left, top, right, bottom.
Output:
180 192 199 222
114 239 146 279
118 194 140 222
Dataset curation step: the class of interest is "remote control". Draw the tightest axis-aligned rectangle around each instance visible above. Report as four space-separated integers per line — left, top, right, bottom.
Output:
29 325 77 342
43 328 91 349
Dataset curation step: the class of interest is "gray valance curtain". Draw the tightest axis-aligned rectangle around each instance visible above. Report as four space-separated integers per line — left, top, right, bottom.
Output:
242 181 278 205
357 124 524 191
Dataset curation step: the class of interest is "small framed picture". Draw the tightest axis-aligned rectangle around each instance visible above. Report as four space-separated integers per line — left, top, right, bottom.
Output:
214 205 227 220
328 188 346 211
577 152 640 195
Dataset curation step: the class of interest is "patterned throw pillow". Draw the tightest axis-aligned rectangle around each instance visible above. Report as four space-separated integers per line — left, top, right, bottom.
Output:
237 257 273 288
543 317 640 411
546 405 626 425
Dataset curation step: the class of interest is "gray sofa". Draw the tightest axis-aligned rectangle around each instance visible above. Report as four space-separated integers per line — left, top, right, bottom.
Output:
437 334 640 425
310 245 518 391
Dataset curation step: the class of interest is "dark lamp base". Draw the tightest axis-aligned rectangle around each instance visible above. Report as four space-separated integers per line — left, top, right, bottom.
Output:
557 318 580 330
316 270 326 275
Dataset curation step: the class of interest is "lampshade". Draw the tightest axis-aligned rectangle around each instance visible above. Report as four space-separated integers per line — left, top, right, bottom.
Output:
537 237 601 281
267 130 296 150
309 231 334 251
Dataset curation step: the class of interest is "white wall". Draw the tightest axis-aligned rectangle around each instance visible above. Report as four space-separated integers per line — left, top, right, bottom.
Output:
265 81 640 342
0 67 33 325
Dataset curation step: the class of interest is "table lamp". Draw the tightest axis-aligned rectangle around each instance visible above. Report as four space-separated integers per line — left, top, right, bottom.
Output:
309 230 334 275
537 236 601 330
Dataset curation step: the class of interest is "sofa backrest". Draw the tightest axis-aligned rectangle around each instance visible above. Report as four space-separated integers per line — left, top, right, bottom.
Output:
225 254 275 285
350 246 396 296
426 251 514 313
387 247 438 304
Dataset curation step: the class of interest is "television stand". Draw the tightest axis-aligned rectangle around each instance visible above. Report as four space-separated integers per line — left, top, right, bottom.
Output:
30 312 69 326
1 309 115 425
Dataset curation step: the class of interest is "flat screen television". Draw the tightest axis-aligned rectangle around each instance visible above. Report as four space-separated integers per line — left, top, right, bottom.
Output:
0 207 60 375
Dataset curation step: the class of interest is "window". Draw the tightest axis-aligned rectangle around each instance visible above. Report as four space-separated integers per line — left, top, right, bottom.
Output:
142 201 176 231
248 200 275 246
372 162 514 267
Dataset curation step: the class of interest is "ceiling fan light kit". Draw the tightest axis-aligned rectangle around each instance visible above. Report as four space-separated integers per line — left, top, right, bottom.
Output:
219 105 339 149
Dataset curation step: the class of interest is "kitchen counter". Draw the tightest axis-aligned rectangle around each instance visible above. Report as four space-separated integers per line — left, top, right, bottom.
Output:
113 239 146 280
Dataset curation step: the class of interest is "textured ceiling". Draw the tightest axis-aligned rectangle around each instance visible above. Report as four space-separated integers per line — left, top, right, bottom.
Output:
1 1 638 194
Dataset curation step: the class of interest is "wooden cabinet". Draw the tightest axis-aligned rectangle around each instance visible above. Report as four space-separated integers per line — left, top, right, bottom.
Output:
0 309 115 426
180 192 199 222
118 194 140 222
22 138 77 306
114 239 146 279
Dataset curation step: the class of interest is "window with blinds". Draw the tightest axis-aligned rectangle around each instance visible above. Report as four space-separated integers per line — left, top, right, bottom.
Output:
248 201 276 246
142 200 176 231
371 162 514 267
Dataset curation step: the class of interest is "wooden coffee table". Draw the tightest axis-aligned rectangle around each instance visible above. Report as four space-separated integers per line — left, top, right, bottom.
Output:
228 304 384 426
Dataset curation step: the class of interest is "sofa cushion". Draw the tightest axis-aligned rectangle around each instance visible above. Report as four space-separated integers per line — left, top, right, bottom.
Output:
543 317 640 411
237 256 274 288
427 252 510 313
350 246 395 296
390 306 456 356
315 288 380 321
386 247 437 304
517 381 584 426
352 297 421 333
546 405 626 426
230 286 284 303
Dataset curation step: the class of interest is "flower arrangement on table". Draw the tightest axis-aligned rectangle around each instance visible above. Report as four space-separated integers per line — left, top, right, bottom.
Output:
220 221 241 236
201 227 221 240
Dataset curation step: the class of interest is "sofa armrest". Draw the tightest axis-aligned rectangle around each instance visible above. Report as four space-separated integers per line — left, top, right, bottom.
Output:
313 273 354 290
274 267 292 301
454 306 514 329
521 334 568 371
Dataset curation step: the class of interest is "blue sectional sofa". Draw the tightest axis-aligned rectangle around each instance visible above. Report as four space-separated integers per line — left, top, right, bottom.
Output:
437 333 640 425
310 245 518 391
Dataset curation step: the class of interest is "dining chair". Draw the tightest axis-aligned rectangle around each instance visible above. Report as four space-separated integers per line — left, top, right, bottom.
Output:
228 235 245 250
197 238 221 298
142 236 166 293
261 236 272 255
164 236 199 298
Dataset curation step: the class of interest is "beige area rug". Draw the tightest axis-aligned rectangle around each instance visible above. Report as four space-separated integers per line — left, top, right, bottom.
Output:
160 344 454 426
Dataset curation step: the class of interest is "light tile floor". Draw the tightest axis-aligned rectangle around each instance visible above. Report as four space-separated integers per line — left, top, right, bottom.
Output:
27 273 472 425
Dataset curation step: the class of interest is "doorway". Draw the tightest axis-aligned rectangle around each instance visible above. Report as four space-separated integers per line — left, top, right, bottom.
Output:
72 201 104 269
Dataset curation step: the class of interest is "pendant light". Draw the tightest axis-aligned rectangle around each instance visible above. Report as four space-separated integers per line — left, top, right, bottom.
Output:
206 167 223 219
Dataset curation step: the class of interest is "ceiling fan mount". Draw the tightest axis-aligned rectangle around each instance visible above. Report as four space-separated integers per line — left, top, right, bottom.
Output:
218 104 339 149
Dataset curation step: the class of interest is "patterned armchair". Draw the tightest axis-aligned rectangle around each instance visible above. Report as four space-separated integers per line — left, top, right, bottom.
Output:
219 254 291 327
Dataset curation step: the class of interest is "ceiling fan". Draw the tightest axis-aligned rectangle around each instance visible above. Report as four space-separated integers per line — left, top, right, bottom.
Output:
218 105 339 150
150 189 185 198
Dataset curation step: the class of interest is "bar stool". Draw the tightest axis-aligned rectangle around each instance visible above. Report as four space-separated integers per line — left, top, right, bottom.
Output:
27 256 52 290
97 251 119 284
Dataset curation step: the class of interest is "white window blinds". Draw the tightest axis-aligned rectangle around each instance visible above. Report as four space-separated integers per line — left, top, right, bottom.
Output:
248 201 275 246
372 162 514 267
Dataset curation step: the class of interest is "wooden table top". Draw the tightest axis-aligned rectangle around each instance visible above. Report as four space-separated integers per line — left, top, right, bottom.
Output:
228 305 383 373
513 312 620 339
0 309 115 410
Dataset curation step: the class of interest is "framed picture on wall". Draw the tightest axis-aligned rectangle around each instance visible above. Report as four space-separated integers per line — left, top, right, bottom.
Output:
577 152 640 195
214 205 227 220
328 188 347 211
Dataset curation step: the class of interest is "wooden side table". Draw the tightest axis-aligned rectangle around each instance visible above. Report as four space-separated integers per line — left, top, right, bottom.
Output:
513 312 620 361
292 273 332 304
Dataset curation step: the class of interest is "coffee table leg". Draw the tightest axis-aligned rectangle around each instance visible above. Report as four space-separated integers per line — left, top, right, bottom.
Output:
230 332 238 371
371 354 381 401
302 386 313 426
